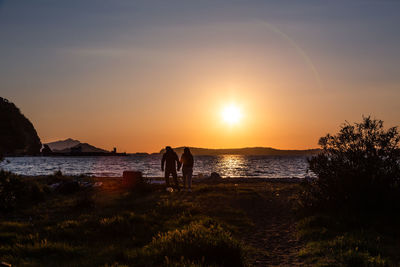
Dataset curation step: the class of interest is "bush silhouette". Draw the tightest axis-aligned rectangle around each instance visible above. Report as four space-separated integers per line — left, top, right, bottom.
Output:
301 116 400 211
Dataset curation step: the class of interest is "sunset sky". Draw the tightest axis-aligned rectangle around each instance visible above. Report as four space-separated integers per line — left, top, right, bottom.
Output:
1 0 400 153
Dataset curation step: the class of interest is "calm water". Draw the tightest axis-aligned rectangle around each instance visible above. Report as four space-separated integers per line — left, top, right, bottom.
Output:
1 155 313 178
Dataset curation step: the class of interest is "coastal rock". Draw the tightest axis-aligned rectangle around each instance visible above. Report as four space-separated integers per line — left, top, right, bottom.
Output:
0 97 41 155
123 171 142 188
41 144 53 155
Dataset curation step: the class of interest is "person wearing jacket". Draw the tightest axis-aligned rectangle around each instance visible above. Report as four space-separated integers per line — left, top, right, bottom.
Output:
180 147 194 192
161 146 181 190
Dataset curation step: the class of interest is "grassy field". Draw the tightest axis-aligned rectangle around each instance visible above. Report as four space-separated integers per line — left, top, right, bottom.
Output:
2 174 400 266
297 211 400 267
0 175 303 266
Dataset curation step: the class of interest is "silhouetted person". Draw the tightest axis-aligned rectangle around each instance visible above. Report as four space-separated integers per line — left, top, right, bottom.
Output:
180 147 194 192
161 146 181 190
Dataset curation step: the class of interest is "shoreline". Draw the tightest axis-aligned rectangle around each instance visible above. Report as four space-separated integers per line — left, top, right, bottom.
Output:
146 176 307 183
18 175 309 183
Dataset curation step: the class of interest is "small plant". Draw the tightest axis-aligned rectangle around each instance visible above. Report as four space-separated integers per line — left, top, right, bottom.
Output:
301 116 400 211
137 219 246 266
0 171 48 212
54 170 63 177
0 170 27 211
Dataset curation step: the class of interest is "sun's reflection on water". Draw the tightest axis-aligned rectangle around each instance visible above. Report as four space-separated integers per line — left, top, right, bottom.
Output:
215 155 247 178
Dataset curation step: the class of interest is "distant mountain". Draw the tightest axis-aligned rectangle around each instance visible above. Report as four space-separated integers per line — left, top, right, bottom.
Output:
56 143 109 153
46 138 80 151
55 143 110 153
0 97 42 155
159 147 321 156
46 139 109 153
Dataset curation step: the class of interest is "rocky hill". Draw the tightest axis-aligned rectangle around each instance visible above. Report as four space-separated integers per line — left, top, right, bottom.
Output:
56 142 109 153
0 97 42 155
46 138 80 151
45 139 110 154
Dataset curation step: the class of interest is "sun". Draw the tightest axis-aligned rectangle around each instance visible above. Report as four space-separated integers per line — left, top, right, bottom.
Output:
221 104 243 125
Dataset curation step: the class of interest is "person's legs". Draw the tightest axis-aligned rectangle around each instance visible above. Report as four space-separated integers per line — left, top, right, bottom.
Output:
171 170 180 190
164 171 171 187
187 169 193 190
182 170 188 189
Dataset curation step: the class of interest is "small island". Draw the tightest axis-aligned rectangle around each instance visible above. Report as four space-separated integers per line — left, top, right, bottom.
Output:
43 139 127 156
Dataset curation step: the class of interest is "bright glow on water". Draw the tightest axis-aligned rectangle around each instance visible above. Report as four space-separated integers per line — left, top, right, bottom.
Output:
1 155 312 178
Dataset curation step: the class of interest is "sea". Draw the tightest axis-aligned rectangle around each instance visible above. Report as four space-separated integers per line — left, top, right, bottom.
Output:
1 155 314 179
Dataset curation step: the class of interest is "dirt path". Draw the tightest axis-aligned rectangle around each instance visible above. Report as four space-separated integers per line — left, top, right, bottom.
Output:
235 182 305 266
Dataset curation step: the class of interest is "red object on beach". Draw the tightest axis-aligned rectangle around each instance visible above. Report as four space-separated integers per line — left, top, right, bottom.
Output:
123 171 142 187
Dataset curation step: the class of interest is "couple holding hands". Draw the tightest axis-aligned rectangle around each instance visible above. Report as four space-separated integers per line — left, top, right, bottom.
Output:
161 146 194 192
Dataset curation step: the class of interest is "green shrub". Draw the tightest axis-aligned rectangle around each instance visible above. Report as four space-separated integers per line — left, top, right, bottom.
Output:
51 212 152 245
302 116 400 211
0 171 28 211
300 233 390 267
0 171 47 212
137 219 246 266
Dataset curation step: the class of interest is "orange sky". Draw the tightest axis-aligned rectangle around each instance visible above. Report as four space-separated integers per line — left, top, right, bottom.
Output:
1 1 400 153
